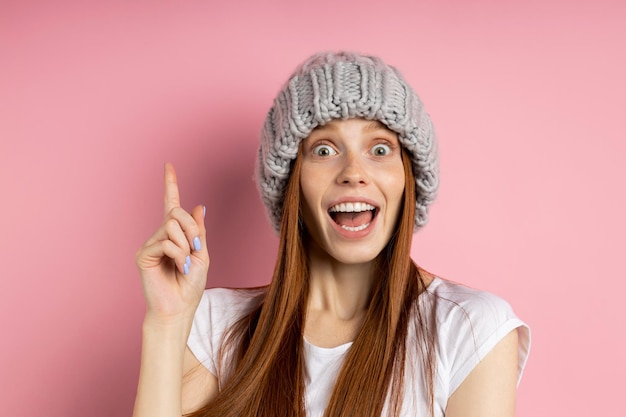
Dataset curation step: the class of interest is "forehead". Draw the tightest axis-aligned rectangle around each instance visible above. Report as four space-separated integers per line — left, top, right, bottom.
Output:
312 118 392 133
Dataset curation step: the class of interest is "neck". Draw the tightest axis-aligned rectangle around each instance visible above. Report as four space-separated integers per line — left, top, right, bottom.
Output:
305 241 377 320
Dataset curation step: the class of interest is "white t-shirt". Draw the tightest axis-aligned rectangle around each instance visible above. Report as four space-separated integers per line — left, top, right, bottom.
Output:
188 277 531 416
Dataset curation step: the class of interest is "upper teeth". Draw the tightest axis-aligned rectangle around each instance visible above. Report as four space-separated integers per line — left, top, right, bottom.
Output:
329 202 376 213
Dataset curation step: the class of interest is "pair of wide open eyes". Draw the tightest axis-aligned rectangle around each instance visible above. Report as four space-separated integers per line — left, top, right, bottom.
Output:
313 143 393 158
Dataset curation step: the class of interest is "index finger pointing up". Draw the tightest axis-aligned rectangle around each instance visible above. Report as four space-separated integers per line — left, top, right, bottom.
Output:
163 162 181 217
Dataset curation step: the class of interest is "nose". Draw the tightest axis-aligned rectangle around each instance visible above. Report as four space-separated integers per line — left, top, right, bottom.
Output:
337 152 369 186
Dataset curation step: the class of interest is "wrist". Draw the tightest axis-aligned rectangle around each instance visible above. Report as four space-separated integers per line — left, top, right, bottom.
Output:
142 313 193 340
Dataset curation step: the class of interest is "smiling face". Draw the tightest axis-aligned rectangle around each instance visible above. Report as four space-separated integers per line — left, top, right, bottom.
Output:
299 118 406 266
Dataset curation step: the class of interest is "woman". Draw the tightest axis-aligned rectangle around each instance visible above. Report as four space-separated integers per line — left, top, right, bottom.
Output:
133 51 530 417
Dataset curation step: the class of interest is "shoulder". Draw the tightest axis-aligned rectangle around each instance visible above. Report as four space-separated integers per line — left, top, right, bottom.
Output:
421 278 531 395
196 287 266 328
187 287 266 376
200 286 266 308
425 278 520 333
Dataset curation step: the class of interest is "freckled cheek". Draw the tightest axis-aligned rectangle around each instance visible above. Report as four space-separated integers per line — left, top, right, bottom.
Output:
299 168 329 223
301 163 335 193
382 172 406 216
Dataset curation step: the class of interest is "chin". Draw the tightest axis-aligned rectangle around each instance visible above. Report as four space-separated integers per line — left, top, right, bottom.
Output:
303 218 393 266
322 241 386 266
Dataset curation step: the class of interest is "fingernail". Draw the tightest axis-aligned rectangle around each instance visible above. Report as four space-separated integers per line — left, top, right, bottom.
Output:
183 262 190 275
193 236 202 251
185 255 191 267
203 205 206 218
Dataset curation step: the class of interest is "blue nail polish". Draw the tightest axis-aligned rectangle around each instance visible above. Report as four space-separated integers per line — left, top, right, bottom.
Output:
183 262 190 275
185 255 191 266
203 205 206 218
193 236 202 251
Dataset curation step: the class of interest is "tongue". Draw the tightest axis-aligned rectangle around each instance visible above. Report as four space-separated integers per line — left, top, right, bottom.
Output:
333 211 373 227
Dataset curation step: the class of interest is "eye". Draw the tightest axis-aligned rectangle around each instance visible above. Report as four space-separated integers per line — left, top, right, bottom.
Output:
313 144 337 157
371 143 392 156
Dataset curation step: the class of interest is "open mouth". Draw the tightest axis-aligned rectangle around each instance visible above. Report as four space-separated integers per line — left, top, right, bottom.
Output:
328 202 378 232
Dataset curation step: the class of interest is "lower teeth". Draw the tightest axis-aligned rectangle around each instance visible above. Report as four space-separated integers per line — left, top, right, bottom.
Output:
341 223 370 232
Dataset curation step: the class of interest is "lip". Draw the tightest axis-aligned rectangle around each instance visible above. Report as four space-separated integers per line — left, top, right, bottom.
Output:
326 196 380 239
327 196 380 210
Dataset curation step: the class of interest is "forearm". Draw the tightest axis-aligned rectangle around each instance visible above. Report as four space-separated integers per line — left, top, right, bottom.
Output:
133 318 193 417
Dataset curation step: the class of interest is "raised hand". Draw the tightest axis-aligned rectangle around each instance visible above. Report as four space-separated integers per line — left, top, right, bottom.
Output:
135 163 209 323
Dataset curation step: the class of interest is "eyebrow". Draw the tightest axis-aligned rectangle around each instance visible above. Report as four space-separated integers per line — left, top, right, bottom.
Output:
363 121 389 132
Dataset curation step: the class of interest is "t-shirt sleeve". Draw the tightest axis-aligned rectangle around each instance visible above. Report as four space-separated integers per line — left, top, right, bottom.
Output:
435 284 531 397
187 287 264 381
187 289 220 376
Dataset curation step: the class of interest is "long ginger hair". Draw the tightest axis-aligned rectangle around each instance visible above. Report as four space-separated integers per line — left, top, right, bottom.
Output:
187 148 436 417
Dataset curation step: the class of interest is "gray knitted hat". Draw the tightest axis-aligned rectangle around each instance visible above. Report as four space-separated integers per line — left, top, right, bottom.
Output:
256 51 439 233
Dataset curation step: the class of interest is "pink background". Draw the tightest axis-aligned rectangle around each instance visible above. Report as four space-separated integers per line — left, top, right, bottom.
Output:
1 0 624 415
